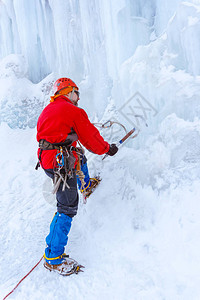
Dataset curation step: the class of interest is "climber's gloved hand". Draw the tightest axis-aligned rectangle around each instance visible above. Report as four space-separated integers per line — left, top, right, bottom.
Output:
107 144 118 156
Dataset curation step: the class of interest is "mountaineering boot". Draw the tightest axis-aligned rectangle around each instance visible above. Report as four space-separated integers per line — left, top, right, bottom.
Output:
44 212 72 265
76 156 101 198
84 176 101 198
44 254 84 276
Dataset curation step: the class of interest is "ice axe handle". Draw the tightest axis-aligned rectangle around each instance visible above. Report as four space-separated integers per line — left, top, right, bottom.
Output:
117 128 136 146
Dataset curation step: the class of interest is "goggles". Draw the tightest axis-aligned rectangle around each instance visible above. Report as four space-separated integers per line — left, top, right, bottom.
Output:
74 90 80 98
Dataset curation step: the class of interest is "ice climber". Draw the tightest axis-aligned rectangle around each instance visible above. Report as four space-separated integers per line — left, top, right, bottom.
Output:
36 77 118 275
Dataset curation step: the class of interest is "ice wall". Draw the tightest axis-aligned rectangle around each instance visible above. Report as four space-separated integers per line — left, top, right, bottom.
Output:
115 1 200 143
0 0 152 83
0 0 186 81
0 54 54 128
0 0 199 129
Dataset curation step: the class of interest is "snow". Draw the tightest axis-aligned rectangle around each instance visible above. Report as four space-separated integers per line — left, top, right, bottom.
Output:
1 118 200 300
1 0 200 299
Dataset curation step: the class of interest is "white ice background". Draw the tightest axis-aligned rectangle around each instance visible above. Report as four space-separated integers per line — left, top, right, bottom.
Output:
1 0 200 299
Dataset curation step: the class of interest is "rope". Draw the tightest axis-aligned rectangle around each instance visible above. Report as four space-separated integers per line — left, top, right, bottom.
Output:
76 169 86 192
75 149 87 194
3 256 43 300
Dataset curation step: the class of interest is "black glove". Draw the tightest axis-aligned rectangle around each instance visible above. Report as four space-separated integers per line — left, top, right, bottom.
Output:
107 144 118 156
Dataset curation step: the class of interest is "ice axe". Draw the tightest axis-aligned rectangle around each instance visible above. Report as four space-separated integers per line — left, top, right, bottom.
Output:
102 115 148 160
102 127 138 160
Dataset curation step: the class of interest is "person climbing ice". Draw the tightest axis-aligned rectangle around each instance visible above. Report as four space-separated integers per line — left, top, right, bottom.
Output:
36 77 118 275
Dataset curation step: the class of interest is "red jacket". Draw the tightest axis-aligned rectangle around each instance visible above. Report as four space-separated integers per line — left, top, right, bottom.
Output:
37 96 110 169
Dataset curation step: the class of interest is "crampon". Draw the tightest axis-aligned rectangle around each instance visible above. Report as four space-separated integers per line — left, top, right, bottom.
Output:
82 176 101 202
44 255 84 276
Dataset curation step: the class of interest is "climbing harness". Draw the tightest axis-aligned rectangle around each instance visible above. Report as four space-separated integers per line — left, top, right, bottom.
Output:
36 139 84 194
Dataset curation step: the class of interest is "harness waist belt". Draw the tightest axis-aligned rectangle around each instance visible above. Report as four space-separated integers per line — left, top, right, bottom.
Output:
39 139 83 153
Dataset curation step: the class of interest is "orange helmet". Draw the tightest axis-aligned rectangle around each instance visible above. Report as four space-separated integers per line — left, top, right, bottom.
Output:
53 78 79 95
